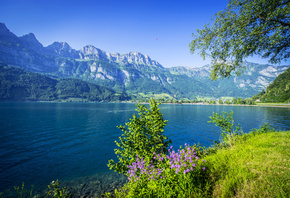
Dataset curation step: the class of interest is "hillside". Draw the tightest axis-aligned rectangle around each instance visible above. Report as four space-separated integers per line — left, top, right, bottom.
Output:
0 64 130 102
253 67 290 103
0 22 289 99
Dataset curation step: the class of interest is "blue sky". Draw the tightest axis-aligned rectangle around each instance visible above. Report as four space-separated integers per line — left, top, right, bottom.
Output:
1 0 288 68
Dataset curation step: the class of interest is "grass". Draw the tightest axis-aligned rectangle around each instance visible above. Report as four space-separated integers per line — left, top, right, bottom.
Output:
205 131 290 197
220 96 234 100
134 92 174 100
256 102 290 107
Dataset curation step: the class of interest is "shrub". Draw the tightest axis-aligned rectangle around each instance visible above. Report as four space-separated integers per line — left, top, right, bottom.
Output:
112 144 210 197
208 111 243 148
108 98 172 175
46 180 70 198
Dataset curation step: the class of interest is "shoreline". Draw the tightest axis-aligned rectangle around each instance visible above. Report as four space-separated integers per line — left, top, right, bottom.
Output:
1 100 290 108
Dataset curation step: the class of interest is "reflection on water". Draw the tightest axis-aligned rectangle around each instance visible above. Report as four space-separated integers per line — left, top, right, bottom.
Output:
0 102 289 196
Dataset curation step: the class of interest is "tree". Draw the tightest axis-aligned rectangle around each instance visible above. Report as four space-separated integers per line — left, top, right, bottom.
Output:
208 111 242 147
232 98 237 104
108 98 172 175
190 0 290 80
237 97 243 104
225 100 231 104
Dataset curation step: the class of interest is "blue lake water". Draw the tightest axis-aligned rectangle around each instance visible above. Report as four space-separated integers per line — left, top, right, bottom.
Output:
0 102 289 196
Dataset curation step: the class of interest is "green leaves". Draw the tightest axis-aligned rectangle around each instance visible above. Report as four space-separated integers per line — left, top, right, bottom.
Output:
208 111 242 147
190 0 290 80
108 98 172 175
46 180 70 198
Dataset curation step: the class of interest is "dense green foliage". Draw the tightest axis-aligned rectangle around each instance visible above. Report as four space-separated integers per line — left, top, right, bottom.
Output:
0 65 130 102
190 0 290 80
108 145 209 197
253 67 290 102
108 99 172 175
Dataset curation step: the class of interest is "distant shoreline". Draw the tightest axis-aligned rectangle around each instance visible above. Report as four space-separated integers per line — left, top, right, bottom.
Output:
1 100 290 108
160 102 290 108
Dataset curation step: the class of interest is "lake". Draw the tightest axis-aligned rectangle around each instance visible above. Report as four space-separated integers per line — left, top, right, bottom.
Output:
0 102 289 196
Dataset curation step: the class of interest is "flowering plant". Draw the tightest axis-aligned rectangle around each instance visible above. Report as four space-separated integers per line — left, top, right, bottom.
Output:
116 144 209 197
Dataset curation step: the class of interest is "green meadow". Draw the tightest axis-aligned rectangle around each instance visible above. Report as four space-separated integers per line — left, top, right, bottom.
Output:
205 131 290 197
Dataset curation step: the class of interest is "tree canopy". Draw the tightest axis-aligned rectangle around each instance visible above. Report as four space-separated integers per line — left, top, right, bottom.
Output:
190 0 290 80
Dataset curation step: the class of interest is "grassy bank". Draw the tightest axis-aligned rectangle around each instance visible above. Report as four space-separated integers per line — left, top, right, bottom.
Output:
256 102 290 107
109 130 290 197
205 131 290 197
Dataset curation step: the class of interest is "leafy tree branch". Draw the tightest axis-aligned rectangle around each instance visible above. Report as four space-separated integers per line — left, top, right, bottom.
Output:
190 0 290 80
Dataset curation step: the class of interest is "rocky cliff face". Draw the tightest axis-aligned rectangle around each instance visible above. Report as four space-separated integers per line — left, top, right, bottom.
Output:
19 33 44 52
0 22 289 99
169 62 289 95
0 23 19 43
46 42 79 58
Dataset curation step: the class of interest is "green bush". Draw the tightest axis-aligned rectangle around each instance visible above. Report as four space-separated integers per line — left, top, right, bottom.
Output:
108 98 172 175
110 144 210 197
208 111 242 148
46 180 70 198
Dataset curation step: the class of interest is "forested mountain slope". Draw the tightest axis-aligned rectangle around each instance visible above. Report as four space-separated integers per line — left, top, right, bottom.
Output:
0 64 130 102
253 67 290 103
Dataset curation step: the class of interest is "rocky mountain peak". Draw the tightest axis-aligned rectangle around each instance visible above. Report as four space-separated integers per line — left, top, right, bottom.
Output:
21 33 37 40
114 51 163 68
80 45 103 54
0 23 11 35
47 42 72 51
79 45 107 60
46 42 78 58
19 33 43 50
0 23 19 43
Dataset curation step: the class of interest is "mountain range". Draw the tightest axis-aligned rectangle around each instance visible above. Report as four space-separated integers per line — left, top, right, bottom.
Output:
0 22 289 100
